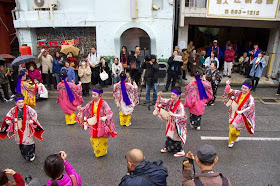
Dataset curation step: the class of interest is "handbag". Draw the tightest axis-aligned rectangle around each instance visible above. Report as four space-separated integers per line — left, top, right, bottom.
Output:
87 116 97 125
100 70 109 81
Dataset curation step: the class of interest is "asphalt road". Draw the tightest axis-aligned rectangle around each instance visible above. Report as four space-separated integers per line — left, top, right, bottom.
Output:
0 87 279 186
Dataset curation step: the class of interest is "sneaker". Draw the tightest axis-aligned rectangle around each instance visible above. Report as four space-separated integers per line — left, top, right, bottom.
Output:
234 137 239 143
223 75 227 77
160 148 168 153
228 75 231 78
196 126 201 131
174 150 185 157
228 142 234 148
8 98 13 102
190 124 194 129
30 154 35 162
126 122 131 127
152 100 157 105
162 89 168 92
11 94 15 98
211 102 215 106
143 101 149 105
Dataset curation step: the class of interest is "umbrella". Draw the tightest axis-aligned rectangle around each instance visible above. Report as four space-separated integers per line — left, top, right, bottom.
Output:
60 45 80 56
0 58 6 62
11 55 36 66
0 54 16 59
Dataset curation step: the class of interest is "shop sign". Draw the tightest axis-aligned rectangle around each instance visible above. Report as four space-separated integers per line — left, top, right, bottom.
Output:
37 38 81 47
207 0 280 20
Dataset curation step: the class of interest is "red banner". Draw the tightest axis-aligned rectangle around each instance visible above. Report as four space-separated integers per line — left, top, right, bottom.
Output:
37 38 81 47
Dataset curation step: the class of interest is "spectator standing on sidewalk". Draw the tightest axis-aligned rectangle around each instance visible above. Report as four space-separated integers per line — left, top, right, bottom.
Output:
249 51 266 91
223 45 235 78
88 47 100 85
38 49 53 90
0 64 12 102
163 50 182 92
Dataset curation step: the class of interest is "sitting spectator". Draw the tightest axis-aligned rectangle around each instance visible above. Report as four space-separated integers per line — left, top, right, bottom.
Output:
44 151 82 186
99 57 111 87
232 53 241 73
61 60 75 83
182 144 232 186
239 52 250 77
0 169 25 186
112 58 123 84
78 58 92 97
204 51 219 69
27 63 42 83
119 149 168 186
0 64 12 102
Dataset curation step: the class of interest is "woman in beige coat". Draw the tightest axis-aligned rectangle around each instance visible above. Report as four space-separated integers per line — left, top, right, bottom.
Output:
78 59 92 97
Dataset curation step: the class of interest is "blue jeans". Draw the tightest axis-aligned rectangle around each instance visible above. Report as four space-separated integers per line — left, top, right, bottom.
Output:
113 74 120 84
54 73 61 86
146 83 157 101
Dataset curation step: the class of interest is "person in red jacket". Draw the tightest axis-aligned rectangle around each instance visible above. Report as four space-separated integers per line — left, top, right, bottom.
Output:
223 45 235 78
0 169 25 186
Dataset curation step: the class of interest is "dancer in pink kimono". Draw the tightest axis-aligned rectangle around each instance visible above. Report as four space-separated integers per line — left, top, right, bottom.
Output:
57 69 84 125
76 87 117 157
156 86 187 157
0 93 44 162
184 72 213 131
113 72 139 126
224 79 255 148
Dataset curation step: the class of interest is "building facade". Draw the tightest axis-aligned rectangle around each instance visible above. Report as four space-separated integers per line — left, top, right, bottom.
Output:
13 0 175 59
178 0 280 78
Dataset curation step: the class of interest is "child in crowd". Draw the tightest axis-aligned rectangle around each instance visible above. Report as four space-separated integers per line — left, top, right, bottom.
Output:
34 78 48 99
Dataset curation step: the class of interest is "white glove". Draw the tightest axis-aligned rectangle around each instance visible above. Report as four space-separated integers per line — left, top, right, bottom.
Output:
100 116 107 122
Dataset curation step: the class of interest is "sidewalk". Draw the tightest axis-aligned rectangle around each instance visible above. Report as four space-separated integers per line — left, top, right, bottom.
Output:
46 73 279 98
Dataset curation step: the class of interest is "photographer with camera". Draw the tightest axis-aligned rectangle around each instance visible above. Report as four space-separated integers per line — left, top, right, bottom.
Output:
182 144 232 186
142 55 159 105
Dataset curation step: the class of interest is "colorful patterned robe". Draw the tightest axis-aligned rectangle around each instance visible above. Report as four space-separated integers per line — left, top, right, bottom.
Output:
21 81 37 107
113 82 139 115
0 105 44 145
75 98 117 138
156 98 187 144
56 81 84 115
184 80 213 116
225 85 255 134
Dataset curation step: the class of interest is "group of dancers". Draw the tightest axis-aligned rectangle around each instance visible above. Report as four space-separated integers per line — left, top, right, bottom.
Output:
0 64 255 161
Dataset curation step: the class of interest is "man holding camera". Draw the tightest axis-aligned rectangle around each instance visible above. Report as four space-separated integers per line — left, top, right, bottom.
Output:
182 144 232 186
142 55 159 105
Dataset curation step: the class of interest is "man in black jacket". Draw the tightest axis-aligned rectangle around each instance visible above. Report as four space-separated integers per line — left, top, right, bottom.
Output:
163 50 182 92
119 149 168 186
142 55 159 105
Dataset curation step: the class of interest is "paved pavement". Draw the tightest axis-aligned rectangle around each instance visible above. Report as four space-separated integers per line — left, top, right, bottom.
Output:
0 87 280 186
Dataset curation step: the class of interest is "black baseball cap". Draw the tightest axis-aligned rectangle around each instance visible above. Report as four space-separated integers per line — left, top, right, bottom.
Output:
197 144 217 163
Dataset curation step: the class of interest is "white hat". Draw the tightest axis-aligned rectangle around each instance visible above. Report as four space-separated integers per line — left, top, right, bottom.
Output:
213 40 218 43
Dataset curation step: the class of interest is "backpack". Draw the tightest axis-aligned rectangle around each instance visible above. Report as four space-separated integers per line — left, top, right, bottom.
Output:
194 173 229 186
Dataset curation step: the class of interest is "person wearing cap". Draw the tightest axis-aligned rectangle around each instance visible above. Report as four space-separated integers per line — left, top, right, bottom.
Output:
182 145 232 186
76 86 117 157
113 71 139 126
249 43 261 61
142 55 159 105
206 40 224 61
184 72 213 131
57 68 84 125
0 93 44 162
156 86 187 157
249 51 266 91
224 79 255 148
223 44 235 78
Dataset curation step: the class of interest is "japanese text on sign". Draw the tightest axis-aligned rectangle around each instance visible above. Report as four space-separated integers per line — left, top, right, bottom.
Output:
207 0 280 20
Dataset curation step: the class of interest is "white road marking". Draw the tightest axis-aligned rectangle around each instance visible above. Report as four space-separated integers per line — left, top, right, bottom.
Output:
201 136 280 141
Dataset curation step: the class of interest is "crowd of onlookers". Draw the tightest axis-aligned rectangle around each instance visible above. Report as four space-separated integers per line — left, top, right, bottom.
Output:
0 145 233 186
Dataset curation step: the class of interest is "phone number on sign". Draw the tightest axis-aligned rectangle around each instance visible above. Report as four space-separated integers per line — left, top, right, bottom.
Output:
225 9 260 15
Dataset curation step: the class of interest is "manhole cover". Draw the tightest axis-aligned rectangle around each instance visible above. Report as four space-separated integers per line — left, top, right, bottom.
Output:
262 99 277 103
259 98 280 104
